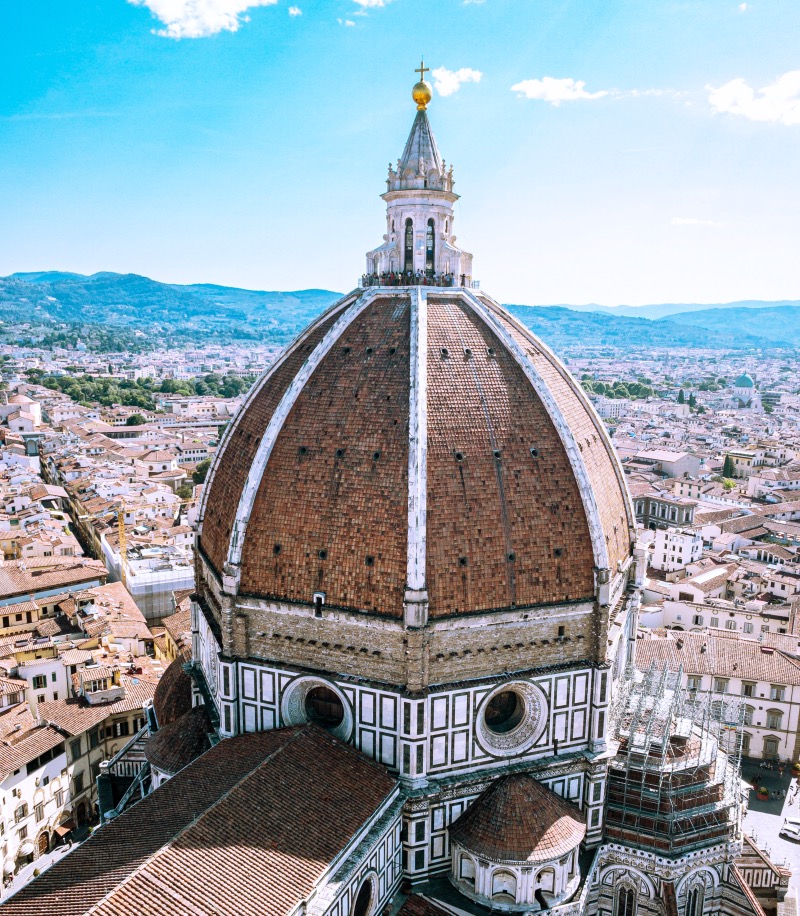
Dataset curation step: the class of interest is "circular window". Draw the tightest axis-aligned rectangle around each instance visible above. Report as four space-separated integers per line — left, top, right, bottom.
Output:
476 681 547 757
484 690 525 734
281 676 353 743
305 686 345 731
352 879 373 916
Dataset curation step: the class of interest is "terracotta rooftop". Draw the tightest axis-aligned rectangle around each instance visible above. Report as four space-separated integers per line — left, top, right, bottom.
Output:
144 704 211 776
3 725 397 916
153 650 192 727
449 773 586 864
636 630 800 684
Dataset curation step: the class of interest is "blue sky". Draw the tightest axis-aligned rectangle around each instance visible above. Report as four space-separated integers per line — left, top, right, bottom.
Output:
1 0 799 305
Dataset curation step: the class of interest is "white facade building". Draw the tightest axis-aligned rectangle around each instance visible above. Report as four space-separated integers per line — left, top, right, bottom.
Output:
651 527 703 573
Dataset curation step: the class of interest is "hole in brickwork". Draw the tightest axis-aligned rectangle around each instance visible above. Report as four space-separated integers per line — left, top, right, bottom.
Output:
554 547 564 558
441 348 449 359
298 446 308 456
318 549 328 560
464 348 473 359
487 347 495 357
273 544 282 555
455 451 464 461
558 625 565 637
366 347 373 354
372 451 381 461
530 447 539 458
493 449 502 459
459 556 468 567
389 347 397 355
365 555 375 567
343 346 351 354
335 448 345 458
507 552 516 562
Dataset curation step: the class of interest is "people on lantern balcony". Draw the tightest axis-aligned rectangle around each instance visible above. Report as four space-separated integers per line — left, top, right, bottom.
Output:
360 270 470 288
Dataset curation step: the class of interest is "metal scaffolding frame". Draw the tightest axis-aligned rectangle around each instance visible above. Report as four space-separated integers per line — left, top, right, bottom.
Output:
605 664 744 857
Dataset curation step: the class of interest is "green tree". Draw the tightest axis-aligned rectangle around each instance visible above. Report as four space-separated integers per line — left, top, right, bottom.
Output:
688 392 697 408
722 454 735 478
677 389 685 404
126 413 146 426
176 482 194 500
193 458 212 485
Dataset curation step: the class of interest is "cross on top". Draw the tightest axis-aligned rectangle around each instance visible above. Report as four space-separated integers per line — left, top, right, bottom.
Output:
415 59 429 82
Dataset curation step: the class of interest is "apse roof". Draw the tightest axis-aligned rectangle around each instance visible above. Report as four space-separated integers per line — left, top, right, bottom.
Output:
449 773 586 863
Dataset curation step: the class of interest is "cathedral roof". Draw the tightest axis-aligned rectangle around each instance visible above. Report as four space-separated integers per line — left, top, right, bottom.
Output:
398 109 443 176
3 725 397 916
198 289 633 618
449 773 586 863
735 373 755 388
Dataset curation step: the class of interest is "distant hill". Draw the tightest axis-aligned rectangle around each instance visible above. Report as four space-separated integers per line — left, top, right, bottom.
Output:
562 299 800 320
0 271 794 351
0 272 341 348
505 305 778 351
659 304 800 346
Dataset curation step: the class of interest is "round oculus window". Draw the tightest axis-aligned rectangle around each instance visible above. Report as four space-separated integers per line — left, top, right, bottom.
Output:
352 880 373 916
484 690 525 735
280 676 353 743
476 681 547 757
305 685 345 731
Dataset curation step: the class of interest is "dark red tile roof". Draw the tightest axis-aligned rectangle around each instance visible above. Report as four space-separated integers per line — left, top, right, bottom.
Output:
398 896 452 916
144 704 211 775
3 724 397 916
153 648 192 727
449 773 586 863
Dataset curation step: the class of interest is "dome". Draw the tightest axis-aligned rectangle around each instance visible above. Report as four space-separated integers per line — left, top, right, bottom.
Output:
145 704 211 777
734 373 754 388
197 288 633 620
153 651 192 727
449 773 586 864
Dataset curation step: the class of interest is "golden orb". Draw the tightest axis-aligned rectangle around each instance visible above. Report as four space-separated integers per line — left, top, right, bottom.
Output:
412 80 432 110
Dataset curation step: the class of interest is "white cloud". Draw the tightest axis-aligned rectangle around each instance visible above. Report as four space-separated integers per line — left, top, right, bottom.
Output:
738 2 747 10
708 70 800 125
511 77 608 105
431 67 482 97
288 5 301 14
127 0 277 38
671 217 726 227
337 16 355 25
352 0 387 6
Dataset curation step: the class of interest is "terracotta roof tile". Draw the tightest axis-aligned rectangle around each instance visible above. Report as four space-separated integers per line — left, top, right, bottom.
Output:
4 725 396 916
449 773 585 863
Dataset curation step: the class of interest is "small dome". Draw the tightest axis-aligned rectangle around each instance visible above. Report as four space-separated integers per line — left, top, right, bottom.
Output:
734 373 754 388
153 650 192 728
145 704 211 776
449 773 586 863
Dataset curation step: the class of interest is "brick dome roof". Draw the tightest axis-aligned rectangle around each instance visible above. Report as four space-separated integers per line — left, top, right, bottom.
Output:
198 288 633 618
153 650 192 728
449 773 586 863
145 704 211 776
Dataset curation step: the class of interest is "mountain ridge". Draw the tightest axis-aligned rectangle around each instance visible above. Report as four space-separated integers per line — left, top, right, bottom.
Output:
1 271 797 351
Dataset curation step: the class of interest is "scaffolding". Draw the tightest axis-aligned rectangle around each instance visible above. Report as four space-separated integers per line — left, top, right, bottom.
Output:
605 664 744 858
